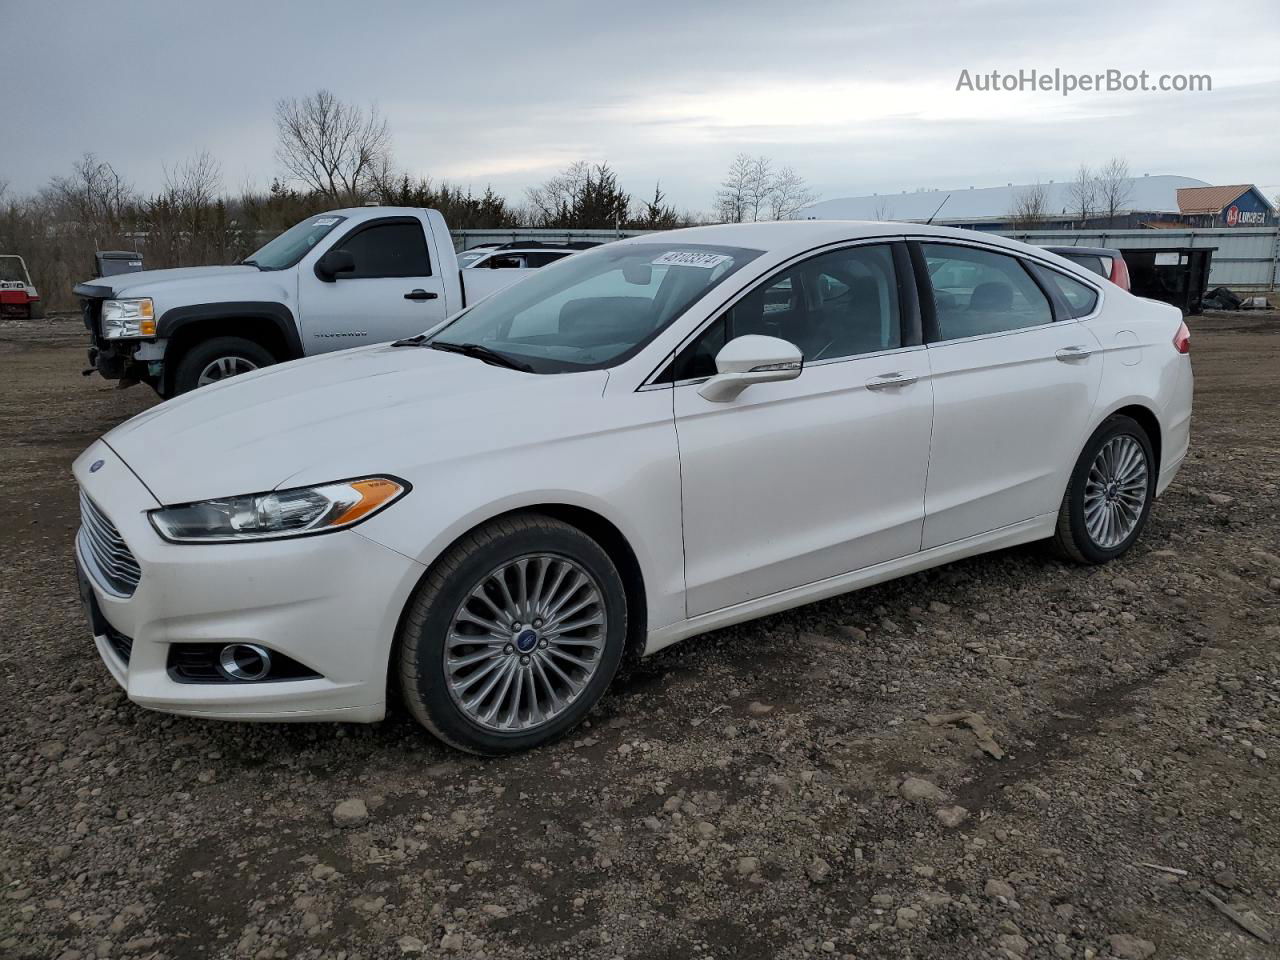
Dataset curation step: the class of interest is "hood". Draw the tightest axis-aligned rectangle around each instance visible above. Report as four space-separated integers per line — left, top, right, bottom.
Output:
86 265 260 297
102 344 610 504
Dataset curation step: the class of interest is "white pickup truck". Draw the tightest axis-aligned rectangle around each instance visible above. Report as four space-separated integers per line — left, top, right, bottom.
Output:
74 207 534 396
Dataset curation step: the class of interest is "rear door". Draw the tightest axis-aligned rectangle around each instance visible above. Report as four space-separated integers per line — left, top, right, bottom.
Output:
298 216 447 352
915 241 1104 548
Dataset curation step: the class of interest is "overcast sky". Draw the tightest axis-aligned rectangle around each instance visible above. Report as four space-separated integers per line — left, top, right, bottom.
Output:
5 0 1278 212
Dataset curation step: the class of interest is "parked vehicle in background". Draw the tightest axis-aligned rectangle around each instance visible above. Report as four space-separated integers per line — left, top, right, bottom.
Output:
73 221 1193 755
1042 245 1131 291
0 255 42 319
458 240 602 270
73 208 537 396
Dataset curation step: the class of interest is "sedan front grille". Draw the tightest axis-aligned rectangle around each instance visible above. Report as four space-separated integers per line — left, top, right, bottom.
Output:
78 490 141 597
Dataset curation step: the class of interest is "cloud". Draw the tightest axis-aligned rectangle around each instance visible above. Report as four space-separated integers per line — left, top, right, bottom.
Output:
3 0 1277 213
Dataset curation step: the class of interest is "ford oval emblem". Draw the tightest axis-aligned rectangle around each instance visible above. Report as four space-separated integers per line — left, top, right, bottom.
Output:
89 459 104 473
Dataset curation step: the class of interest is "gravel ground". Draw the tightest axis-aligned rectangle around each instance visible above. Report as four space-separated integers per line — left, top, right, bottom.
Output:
2 313 1278 960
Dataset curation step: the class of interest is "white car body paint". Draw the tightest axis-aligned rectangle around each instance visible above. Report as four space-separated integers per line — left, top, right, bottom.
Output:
73 220 1193 723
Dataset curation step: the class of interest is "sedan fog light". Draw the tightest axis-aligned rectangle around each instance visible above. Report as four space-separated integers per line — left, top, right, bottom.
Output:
218 643 273 681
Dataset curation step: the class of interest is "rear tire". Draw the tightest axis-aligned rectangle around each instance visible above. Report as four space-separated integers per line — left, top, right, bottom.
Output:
397 514 627 755
1052 415 1156 564
171 336 274 395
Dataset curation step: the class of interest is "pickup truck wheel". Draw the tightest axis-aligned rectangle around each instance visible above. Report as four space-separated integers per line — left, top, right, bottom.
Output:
172 337 274 394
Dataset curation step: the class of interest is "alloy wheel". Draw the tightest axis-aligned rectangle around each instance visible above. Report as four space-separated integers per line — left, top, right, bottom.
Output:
1083 434 1148 549
196 356 259 387
444 553 607 732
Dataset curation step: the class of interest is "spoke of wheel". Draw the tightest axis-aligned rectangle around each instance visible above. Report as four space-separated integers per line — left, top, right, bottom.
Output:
543 572 587 623
531 658 564 714
452 654 505 696
446 643 505 670
474 659 517 723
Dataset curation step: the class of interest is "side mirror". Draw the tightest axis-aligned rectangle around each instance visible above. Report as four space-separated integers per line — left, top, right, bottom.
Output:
314 249 355 282
698 335 802 402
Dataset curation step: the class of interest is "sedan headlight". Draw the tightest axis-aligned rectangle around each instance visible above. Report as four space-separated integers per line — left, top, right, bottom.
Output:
149 477 408 543
101 298 156 339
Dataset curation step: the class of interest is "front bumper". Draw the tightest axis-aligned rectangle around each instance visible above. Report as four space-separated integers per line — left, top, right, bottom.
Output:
80 295 161 384
72 440 426 722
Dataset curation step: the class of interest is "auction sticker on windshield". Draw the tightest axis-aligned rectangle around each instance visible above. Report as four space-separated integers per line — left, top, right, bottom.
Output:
313 216 341 226
652 251 731 269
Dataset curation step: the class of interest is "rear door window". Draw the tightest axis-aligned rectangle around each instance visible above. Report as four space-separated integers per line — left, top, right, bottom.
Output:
921 244 1052 341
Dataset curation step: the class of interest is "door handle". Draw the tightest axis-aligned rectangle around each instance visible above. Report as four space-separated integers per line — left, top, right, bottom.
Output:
865 372 919 391
1055 345 1093 362
404 289 439 301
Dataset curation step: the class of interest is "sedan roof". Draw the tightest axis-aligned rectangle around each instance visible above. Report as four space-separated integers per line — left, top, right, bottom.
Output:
616 220 1044 256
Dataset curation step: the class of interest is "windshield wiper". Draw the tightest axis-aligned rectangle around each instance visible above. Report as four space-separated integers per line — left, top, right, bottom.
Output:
241 258 264 270
428 341 533 372
391 333 428 347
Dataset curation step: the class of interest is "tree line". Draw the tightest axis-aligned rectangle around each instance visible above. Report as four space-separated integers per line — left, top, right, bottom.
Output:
1007 158 1137 229
1 88 823 310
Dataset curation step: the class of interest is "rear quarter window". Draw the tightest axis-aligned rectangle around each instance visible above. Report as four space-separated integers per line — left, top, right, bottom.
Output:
1037 268 1100 319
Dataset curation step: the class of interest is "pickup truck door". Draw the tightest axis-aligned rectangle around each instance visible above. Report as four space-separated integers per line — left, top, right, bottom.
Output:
297 216 448 353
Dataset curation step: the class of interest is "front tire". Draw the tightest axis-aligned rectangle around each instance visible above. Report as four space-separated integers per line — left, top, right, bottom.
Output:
1053 415 1156 564
397 514 628 755
171 336 274 395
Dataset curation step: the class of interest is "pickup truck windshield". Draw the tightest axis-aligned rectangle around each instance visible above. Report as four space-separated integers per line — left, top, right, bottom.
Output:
431 243 761 373
244 215 347 270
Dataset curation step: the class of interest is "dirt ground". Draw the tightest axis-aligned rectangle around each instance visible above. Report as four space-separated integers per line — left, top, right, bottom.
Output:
1 313 1277 960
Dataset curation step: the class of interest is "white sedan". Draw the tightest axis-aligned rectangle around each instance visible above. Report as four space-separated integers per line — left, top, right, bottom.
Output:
73 221 1193 754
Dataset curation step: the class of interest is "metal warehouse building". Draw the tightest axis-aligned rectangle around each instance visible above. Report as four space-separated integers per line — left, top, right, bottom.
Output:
799 176 1277 232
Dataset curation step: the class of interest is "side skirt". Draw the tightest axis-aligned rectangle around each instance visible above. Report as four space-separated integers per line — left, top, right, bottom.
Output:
642 513 1056 656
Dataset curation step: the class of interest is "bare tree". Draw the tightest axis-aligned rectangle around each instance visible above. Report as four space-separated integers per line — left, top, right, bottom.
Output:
716 154 818 222
148 151 233 264
743 155 774 222
274 90 391 202
162 150 222 210
1009 182 1050 229
44 153 135 230
715 153 753 223
769 166 818 220
1067 164 1097 227
1096 157 1134 227
526 160 592 225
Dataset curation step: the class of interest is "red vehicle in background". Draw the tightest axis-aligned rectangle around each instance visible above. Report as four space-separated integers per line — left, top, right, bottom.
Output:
1042 245 1131 291
0 255 42 319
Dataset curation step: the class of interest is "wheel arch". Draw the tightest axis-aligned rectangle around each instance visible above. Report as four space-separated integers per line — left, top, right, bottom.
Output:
157 302 303 393
1097 401 1163 477
386 502 651 706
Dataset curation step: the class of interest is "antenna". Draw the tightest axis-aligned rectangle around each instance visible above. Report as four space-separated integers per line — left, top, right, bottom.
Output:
925 193 951 225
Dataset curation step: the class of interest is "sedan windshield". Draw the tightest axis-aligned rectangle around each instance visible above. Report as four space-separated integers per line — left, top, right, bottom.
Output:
244 214 347 270
431 242 760 373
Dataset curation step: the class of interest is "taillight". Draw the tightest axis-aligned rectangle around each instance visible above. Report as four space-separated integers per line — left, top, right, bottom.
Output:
1173 321 1191 354
1109 256 1131 291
